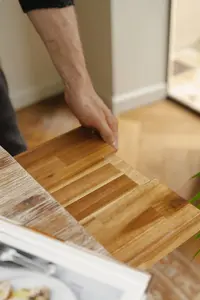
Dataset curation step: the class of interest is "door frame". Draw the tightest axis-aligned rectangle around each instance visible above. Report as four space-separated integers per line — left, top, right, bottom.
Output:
167 0 177 94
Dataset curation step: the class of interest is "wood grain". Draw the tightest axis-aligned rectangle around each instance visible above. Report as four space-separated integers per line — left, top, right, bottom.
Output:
0 144 107 255
15 96 200 298
16 127 200 270
17 97 200 264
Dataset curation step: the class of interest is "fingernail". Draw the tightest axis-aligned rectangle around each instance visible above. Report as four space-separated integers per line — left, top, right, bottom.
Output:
112 140 118 150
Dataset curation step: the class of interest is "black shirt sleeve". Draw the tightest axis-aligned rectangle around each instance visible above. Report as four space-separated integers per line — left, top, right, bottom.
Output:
19 0 74 13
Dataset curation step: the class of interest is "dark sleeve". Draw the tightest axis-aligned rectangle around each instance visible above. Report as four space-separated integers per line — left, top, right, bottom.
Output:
19 0 74 13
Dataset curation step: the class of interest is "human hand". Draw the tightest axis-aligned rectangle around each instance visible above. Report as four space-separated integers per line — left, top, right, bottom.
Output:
65 86 118 149
28 6 118 149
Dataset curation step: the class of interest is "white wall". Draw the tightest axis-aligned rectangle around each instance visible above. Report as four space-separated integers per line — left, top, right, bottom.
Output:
173 0 200 52
77 0 169 114
111 0 169 113
0 0 63 110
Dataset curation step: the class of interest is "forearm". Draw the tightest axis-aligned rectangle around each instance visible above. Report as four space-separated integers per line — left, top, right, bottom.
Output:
28 6 92 96
26 5 118 148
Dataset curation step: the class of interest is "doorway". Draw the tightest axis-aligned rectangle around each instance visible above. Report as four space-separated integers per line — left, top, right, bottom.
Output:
168 0 200 112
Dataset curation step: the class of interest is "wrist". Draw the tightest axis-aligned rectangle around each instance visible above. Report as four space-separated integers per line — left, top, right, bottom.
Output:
64 72 94 100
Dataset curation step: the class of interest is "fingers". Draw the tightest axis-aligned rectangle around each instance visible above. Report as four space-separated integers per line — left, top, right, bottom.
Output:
101 105 118 149
106 115 118 149
94 113 116 149
99 121 116 148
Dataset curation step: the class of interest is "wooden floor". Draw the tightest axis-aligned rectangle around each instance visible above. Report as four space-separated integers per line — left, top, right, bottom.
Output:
17 95 79 149
17 96 200 261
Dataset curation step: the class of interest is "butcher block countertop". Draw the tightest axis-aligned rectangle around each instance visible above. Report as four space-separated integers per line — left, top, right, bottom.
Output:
12 127 200 270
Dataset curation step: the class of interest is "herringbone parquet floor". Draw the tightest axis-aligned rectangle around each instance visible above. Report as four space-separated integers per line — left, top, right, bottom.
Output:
17 96 200 261
118 100 200 192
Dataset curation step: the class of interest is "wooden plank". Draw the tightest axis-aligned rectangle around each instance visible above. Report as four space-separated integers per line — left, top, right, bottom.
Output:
16 127 200 269
16 127 113 168
52 164 121 206
67 175 137 221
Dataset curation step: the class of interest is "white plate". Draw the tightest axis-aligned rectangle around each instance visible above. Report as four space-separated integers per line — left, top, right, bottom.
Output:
0 268 76 300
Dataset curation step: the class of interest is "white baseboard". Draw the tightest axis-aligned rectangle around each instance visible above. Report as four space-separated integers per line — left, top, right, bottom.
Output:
11 80 64 111
113 83 167 115
11 81 167 114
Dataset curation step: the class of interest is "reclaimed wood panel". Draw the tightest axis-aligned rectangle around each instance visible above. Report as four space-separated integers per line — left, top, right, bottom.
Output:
16 127 200 270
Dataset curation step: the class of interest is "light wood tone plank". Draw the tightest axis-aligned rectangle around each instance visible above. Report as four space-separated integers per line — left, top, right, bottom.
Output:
67 175 137 221
52 164 121 206
16 127 200 269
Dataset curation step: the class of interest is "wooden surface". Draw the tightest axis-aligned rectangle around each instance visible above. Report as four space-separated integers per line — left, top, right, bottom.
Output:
17 97 200 263
16 127 200 270
2 141 200 299
0 145 106 255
